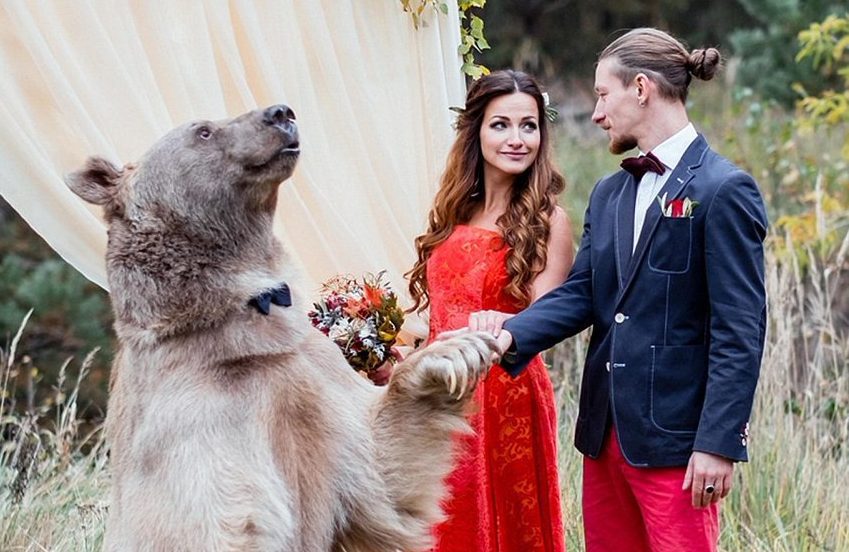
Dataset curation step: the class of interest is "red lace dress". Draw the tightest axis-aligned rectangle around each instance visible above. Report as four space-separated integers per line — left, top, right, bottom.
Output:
426 225 566 552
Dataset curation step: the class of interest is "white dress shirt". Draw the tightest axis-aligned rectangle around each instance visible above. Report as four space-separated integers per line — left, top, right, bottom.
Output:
632 123 698 251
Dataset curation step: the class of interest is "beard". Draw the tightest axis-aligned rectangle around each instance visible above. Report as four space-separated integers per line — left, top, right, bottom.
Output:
609 134 638 155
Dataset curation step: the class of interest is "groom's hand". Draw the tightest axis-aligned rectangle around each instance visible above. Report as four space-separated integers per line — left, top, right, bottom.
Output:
682 451 734 508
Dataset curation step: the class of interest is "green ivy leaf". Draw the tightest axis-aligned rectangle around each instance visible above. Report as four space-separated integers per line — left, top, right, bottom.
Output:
402 0 490 79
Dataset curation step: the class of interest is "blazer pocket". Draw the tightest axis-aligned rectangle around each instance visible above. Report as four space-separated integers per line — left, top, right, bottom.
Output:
648 217 692 274
649 345 707 433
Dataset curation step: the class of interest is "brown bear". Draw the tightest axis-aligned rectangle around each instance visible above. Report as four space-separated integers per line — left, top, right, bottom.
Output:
66 104 497 551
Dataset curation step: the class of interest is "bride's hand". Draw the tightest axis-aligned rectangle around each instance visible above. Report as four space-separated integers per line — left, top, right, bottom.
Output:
434 313 515 363
467 310 514 337
367 346 409 386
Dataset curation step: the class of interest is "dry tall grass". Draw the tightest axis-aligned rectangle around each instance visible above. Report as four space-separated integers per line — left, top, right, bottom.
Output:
1 313 108 550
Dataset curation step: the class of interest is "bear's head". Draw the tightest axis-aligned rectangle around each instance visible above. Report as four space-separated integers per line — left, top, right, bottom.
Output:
66 105 301 339
68 104 299 224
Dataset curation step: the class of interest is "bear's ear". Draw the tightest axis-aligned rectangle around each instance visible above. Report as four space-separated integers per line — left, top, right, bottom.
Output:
66 156 127 218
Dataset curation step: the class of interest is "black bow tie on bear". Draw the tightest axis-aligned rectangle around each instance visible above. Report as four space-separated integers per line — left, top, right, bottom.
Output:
248 283 292 315
620 151 665 180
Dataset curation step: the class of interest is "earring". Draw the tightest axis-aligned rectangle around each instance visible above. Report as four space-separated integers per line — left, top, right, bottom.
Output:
470 180 482 198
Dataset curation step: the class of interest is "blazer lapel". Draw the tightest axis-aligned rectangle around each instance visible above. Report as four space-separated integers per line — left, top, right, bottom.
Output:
614 173 636 289
616 135 709 305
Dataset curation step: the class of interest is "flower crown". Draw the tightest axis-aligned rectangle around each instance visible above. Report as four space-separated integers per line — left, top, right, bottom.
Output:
449 91 559 124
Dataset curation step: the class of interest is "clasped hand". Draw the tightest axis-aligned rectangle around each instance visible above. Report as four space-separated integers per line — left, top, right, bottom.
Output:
434 310 515 359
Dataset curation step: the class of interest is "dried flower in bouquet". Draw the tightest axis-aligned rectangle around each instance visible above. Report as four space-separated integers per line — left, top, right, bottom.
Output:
308 271 405 375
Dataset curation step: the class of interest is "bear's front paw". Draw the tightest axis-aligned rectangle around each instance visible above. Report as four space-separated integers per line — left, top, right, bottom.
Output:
396 330 498 401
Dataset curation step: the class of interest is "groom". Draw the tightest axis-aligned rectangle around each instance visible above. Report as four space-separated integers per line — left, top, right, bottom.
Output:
478 28 768 551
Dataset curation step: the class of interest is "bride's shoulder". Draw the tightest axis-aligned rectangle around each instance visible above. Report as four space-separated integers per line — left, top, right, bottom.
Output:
547 206 573 250
549 206 570 231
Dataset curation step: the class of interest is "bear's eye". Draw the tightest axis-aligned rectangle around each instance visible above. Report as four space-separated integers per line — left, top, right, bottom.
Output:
197 127 213 141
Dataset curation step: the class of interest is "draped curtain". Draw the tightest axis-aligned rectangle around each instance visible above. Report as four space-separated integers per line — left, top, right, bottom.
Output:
0 1 464 317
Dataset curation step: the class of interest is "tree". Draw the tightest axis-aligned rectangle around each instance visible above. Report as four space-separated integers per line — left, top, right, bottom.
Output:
771 13 849 277
477 0 759 87
730 0 845 106
796 13 849 158
0 198 112 419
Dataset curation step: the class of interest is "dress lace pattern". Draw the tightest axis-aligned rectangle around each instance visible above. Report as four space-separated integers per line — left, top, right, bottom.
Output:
427 225 566 552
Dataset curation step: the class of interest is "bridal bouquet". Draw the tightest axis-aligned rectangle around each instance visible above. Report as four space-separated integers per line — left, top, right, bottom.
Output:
308 271 405 375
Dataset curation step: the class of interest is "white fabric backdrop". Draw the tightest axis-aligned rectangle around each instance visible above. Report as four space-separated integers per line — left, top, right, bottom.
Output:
0 1 464 314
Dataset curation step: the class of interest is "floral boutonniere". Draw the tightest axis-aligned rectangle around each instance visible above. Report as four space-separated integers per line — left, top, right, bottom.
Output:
657 193 699 218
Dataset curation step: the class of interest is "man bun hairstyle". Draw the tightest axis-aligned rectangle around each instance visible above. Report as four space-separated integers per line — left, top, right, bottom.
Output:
687 47 721 81
600 28 722 102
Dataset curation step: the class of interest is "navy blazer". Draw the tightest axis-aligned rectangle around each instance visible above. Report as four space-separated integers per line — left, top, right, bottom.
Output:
502 135 768 467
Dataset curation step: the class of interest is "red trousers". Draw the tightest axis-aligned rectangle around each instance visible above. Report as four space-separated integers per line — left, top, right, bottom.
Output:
582 429 719 552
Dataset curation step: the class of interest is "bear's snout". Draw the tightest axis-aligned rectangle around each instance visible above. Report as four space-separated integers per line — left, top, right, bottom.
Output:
263 104 296 125
262 104 299 151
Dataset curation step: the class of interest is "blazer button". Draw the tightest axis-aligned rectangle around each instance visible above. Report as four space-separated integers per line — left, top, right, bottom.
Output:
614 313 626 324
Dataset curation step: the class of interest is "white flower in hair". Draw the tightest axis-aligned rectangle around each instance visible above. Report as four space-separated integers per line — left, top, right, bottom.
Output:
541 92 558 123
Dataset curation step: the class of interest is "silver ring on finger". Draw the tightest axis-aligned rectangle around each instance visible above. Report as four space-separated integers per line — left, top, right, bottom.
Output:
704 483 716 494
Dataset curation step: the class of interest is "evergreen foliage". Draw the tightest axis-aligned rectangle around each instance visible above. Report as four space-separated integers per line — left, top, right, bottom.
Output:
477 0 760 87
730 0 846 106
0 199 112 419
796 13 849 157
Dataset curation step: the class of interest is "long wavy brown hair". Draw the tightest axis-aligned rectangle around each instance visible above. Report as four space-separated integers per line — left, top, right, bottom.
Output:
406 69 566 313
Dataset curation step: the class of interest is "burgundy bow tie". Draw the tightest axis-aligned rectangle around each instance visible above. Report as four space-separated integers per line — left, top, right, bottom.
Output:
620 151 665 180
